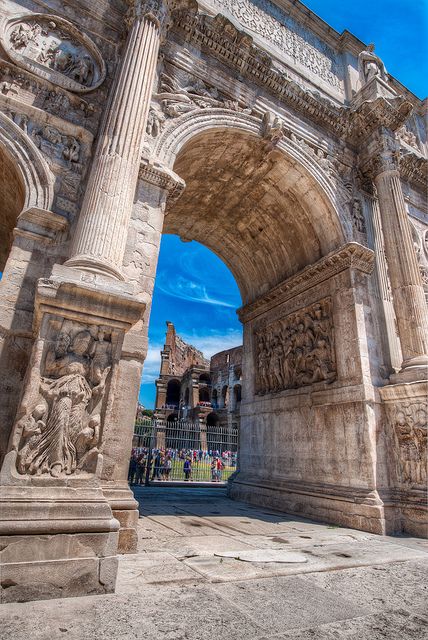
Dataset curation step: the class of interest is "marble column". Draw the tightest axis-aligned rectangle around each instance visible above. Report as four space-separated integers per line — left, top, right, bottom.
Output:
66 0 171 279
371 132 428 380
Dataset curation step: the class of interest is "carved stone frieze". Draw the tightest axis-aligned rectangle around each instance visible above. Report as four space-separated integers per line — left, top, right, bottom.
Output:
210 0 342 90
1 106 84 173
15 320 112 477
1 14 106 93
170 10 413 147
389 403 427 487
255 298 336 395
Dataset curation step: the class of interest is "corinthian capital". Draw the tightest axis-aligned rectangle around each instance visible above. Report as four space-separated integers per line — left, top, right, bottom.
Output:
360 127 401 180
125 0 197 31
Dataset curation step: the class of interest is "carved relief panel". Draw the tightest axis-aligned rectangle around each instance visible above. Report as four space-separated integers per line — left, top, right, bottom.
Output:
254 298 336 395
1 14 106 93
14 319 113 478
389 403 427 488
211 0 342 90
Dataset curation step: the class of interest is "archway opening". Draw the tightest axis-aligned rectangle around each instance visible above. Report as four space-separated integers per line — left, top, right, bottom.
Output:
165 379 180 408
221 385 229 408
137 125 345 490
0 144 25 271
198 387 210 403
212 388 218 408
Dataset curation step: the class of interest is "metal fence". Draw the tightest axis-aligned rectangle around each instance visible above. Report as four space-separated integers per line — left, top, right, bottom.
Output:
130 417 239 484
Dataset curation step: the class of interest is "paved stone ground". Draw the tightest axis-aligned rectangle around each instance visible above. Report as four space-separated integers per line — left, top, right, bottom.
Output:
2 486 428 639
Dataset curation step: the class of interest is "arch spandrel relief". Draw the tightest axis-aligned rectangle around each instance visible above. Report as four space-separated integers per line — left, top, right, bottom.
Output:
1 14 106 93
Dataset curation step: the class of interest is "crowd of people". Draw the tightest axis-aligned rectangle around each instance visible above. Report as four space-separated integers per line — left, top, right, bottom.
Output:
128 447 236 484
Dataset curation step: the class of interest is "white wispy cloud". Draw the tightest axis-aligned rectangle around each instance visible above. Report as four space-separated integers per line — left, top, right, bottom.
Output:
156 273 236 308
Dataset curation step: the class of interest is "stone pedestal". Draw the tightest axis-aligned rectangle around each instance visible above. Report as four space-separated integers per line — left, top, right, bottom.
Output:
0 268 144 602
379 381 428 538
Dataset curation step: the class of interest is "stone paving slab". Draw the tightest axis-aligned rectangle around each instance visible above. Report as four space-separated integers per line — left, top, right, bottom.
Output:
212 574 369 635
262 610 428 640
2 487 428 640
115 551 204 592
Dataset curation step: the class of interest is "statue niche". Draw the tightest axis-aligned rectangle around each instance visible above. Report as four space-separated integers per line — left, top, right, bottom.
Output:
255 298 336 395
15 322 112 478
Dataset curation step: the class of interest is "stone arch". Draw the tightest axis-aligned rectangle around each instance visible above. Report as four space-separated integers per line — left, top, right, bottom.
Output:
165 378 180 407
0 112 54 270
154 108 351 237
159 111 348 303
0 112 54 211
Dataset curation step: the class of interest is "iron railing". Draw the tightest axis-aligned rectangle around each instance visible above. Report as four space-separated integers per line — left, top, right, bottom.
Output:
130 417 238 484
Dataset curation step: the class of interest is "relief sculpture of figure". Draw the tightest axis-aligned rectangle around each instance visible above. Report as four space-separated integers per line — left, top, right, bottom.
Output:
358 44 388 85
255 299 336 395
16 325 111 478
394 405 427 487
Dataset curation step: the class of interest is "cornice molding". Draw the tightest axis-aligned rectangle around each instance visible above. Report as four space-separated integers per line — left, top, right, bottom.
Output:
139 156 186 201
238 242 375 323
399 152 428 192
170 10 413 147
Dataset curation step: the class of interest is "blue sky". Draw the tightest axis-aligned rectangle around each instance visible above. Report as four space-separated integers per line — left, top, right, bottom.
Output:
139 236 242 408
139 0 427 408
302 0 427 99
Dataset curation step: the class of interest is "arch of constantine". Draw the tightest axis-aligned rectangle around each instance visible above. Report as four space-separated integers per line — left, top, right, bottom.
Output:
0 0 426 602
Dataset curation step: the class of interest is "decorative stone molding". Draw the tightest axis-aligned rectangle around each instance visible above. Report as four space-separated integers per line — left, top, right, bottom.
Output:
138 156 185 201
359 127 401 179
172 11 347 137
254 297 336 395
350 96 413 147
208 0 342 90
239 243 374 322
1 14 106 93
0 110 54 211
399 152 428 191
170 10 413 143
0 59 101 134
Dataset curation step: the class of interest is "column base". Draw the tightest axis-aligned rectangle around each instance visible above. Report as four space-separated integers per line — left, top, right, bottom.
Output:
391 359 428 384
64 254 125 281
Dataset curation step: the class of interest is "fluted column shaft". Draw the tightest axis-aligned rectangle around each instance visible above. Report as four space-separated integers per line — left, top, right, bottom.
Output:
67 3 166 279
373 155 428 374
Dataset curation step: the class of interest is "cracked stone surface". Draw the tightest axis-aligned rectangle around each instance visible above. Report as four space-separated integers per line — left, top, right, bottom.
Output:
2 487 428 640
